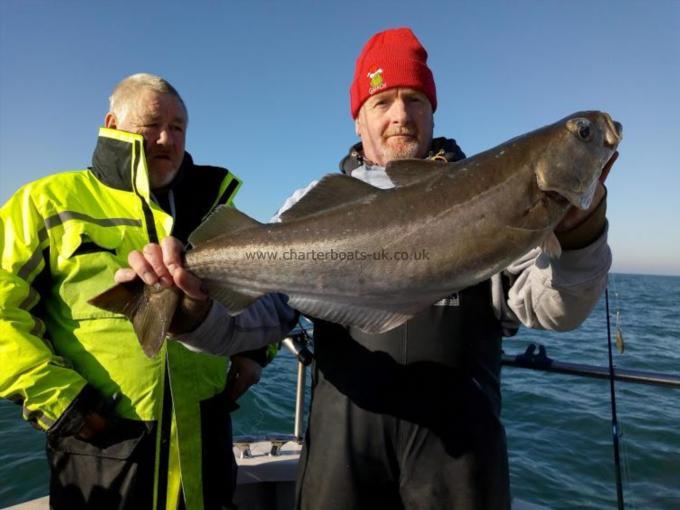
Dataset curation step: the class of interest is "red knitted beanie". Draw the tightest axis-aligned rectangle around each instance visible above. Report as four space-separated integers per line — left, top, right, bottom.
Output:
350 27 437 119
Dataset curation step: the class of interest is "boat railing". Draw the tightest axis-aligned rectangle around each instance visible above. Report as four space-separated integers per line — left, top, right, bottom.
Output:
232 330 314 458
280 335 313 439
273 329 680 449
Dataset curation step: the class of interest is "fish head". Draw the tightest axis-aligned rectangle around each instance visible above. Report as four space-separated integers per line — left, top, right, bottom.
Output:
536 111 622 209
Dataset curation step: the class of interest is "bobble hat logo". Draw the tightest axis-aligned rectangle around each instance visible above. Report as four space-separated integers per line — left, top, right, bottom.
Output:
367 68 385 94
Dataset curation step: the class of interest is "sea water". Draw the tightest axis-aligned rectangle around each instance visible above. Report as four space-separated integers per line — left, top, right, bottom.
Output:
1 273 679 509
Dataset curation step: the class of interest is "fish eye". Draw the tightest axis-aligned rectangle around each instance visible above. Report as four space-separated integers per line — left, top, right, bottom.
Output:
567 118 593 141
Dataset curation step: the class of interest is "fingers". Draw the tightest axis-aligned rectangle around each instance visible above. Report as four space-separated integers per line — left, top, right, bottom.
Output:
145 243 175 286
160 236 184 276
126 244 173 287
159 237 207 300
114 267 137 283
173 269 208 300
122 239 180 288
117 237 208 300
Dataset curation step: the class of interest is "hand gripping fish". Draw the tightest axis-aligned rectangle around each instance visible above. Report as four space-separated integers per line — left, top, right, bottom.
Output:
90 111 622 357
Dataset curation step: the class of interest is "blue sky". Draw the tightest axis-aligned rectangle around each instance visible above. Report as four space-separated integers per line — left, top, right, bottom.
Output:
1 1 678 275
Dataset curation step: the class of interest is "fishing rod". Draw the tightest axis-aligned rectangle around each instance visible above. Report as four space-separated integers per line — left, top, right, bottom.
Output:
502 290 642 510
501 349 680 388
606 287 625 510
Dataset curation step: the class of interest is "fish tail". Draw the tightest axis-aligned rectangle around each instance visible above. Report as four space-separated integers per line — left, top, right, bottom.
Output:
88 280 181 358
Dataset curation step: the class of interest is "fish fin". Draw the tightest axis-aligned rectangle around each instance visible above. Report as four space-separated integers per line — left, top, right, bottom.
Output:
201 279 262 313
189 205 261 247
287 296 413 333
385 159 449 187
88 281 181 358
280 174 381 222
540 232 562 258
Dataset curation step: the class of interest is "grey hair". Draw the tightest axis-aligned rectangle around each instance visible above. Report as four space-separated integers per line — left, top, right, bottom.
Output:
108 73 187 123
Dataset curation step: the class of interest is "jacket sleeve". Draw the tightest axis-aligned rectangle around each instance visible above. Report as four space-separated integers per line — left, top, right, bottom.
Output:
173 293 298 356
0 187 89 431
502 225 612 332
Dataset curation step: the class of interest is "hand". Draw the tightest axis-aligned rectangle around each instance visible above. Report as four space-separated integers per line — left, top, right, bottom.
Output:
77 411 108 440
115 237 211 334
225 355 263 403
115 237 206 299
555 151 618 232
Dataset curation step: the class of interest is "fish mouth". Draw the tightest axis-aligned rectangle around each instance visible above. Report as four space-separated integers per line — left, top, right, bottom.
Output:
543 178 598 210
539 168 599 209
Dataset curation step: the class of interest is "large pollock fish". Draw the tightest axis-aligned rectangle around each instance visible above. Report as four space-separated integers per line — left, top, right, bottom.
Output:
90 111 622 357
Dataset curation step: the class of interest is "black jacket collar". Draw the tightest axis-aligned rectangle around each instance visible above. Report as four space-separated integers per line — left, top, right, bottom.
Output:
339 137 467 175
89 127 195 194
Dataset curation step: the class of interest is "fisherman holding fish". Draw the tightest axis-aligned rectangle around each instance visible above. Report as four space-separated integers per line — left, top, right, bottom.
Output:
274 28 611 510
0 73 296 510
280 28 617 510
111 29 619 510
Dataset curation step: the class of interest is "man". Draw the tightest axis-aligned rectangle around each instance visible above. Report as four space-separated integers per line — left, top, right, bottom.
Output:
275 28 614 509
125 28 614 509
0 73 295 510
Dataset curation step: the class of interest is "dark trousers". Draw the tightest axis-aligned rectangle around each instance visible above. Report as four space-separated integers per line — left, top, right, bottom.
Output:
47 394 238 510
296 375 510 510
47 418 155 510
295 328 511 510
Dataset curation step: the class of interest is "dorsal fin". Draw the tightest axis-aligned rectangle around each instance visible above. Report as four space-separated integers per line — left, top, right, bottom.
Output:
280 174 381 222
385 159 449 187
188 205 261 247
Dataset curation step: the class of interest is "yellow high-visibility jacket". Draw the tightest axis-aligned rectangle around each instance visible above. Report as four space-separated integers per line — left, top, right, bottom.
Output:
0 128 243 509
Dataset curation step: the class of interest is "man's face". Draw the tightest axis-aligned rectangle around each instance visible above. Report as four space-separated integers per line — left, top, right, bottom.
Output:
355 87 434 167
105 89 187 189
